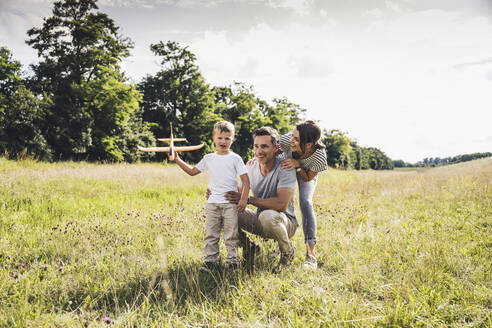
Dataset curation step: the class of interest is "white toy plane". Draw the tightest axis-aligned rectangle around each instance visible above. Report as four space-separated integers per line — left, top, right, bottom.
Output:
137 124 204 160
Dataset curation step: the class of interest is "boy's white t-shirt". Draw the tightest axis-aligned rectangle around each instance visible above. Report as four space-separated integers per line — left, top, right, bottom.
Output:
195 152 248 203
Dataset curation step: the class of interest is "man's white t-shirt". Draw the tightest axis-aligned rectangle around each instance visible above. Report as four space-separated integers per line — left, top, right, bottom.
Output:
196 152 248 203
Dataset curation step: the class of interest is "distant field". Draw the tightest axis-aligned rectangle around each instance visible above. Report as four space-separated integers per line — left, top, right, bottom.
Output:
1 157 491 327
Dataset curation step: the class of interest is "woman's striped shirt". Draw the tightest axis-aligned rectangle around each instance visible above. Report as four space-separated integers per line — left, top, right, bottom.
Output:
280 132 328 173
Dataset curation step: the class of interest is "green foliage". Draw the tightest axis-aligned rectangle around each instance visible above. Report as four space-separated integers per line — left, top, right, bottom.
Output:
0 47 53 159
413 152 492 167
322 129 353 168
213 83 305 160
25 0 151 161
139 41 219 162
322 130 393 170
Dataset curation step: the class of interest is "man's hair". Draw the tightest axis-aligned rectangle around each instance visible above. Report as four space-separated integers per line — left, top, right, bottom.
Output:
214 121 235 135
253 126 279 146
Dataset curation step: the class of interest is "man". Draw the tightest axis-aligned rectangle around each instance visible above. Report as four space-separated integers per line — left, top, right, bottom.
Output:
225 126 298 273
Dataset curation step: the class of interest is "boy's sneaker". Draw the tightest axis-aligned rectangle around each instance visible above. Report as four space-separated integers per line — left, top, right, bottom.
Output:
303 253 317 270
273 246 294 273
199 261 218 273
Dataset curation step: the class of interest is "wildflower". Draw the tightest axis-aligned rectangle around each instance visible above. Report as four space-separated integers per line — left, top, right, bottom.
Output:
103 316 111 324
42 264 49 271
12 271 18 279
59 265 63 271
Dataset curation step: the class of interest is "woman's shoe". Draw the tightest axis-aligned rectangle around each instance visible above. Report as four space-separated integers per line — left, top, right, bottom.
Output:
303 253 317 270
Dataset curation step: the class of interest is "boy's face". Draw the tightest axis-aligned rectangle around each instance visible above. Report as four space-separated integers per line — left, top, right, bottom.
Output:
213 129 234 154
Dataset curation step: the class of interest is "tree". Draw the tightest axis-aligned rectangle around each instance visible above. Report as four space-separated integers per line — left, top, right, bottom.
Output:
26 0 151 161
0 47 52 159
213 83 269 159
322 129 353 168
139 41 219 162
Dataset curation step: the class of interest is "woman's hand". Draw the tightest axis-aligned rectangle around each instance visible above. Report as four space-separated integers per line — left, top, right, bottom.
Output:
246 158 256 166
280 158 300 170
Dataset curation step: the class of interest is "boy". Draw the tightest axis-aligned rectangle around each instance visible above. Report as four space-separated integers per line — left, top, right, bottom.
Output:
173 121 250 272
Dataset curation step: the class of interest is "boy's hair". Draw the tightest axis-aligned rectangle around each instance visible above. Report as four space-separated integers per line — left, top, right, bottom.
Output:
253 126 279 146
214 121 235 135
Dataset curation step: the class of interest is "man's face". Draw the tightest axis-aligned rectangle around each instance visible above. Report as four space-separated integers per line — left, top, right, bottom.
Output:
254 135 278 165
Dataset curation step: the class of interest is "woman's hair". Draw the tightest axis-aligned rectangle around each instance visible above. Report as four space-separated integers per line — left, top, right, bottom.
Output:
296 120 325 155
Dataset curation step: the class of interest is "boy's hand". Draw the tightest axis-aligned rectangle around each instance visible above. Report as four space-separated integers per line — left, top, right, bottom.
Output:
206 188 211 200
237 199 247 212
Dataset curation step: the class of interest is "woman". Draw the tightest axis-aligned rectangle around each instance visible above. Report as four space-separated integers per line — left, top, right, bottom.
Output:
279 120 327 269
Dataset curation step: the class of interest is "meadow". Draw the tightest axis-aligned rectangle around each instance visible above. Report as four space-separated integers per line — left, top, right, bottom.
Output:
0 157 490 327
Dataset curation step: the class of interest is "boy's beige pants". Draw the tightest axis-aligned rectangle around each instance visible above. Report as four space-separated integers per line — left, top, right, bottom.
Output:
204 203 239 264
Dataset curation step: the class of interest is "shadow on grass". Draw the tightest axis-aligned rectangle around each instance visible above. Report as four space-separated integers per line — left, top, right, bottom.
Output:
167 260 246 307
57 261 251 315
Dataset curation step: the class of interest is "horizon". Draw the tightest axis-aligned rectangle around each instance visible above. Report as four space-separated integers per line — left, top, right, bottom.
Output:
1 0 491 162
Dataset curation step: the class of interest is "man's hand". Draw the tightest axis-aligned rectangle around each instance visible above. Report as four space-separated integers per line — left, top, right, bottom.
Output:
225 191 241 204
206 188 211 200
280 158 300 170
237 199 247 212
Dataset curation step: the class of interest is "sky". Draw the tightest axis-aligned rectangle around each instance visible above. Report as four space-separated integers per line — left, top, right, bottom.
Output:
1 0 492 163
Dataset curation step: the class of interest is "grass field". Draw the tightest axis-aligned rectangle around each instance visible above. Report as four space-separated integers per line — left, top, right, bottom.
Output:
0 157 491 327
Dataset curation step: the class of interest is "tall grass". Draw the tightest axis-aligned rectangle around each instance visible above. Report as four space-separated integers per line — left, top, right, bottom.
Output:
0 157 490 327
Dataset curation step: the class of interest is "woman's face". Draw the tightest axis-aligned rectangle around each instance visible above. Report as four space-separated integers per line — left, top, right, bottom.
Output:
290 129 302 153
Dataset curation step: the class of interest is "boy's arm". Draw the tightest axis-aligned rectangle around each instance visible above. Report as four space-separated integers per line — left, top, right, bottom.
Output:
174 153 201 176
237 173 250 212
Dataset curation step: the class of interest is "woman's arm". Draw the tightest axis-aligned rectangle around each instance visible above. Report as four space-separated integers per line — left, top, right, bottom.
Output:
297 168 317 182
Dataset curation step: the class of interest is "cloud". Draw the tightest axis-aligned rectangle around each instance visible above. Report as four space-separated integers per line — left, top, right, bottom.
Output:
453 57 492 70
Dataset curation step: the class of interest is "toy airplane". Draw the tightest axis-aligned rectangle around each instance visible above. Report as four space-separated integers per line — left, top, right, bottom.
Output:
137 124 204 160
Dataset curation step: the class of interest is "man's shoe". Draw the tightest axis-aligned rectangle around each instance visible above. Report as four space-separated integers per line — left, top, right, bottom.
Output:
243 241 261 264
303 253 317 270
273 246 294 273
226 262 239 271
199 261 218 273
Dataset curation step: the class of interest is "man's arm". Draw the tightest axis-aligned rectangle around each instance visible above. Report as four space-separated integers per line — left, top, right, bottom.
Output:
225 187 293 212
249 187 293 212
174 153 201 176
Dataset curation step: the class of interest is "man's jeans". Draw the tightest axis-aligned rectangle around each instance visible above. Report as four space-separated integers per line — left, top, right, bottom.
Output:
297 174 318 245
204 203 239 264
238 208 297 254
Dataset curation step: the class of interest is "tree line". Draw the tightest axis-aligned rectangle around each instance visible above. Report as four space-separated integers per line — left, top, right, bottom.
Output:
0 0 393 169
393 152 492 168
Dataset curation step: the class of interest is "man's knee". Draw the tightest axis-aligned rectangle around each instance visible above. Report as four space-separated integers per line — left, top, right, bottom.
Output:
258 210 287 238
258 210 280 226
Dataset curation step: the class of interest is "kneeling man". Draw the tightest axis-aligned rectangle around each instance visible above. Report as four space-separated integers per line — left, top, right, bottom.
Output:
226 126 297 272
